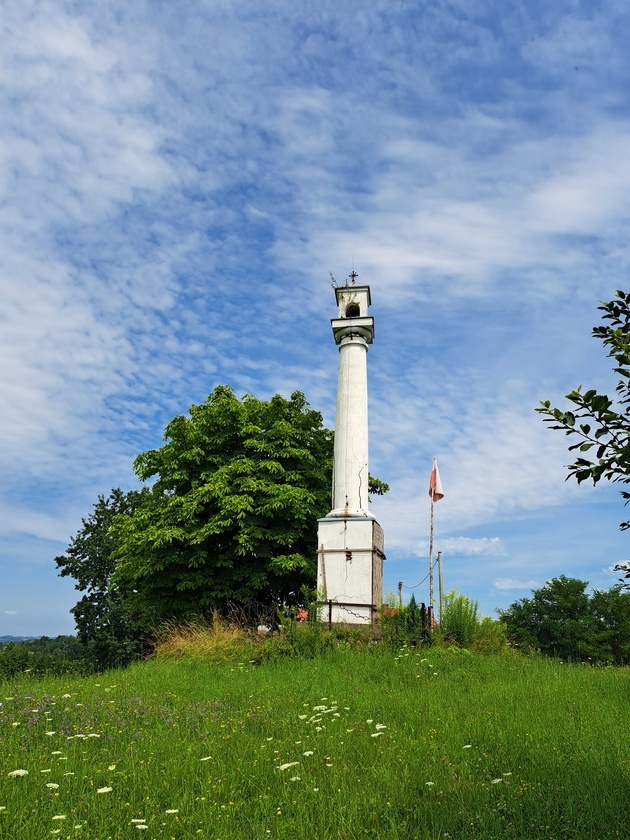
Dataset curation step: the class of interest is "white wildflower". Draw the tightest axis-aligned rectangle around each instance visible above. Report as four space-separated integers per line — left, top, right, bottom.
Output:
425 782 435 787
303 751 314 756
8 770 28 777
96 787 112 794
279 762 299 771
46 783 60 789
52 815 66 820
366 719 373 724
165 809 179 814
289 776 301 782
463 745 472 749
199 756 212 761
491 778 503 784
107 765 116 771
375 724 386 730
131 819 146 824
371 732 383 738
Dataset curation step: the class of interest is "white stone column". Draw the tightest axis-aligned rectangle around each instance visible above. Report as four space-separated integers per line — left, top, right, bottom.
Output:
329 334 373 518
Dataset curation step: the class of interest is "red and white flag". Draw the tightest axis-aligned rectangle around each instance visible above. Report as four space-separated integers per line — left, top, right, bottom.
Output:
428 458 444 503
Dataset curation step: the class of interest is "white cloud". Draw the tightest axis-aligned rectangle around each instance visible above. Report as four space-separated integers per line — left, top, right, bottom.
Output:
4 611 18 616
494 578 539 591
425 537 506 557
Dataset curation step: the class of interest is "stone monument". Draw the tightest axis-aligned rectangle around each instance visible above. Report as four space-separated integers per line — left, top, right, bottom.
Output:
316 274 385 624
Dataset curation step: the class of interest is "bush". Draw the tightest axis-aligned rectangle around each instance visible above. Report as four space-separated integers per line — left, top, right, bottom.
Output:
440 590 480 646
471 617 509 654
380 595 431 648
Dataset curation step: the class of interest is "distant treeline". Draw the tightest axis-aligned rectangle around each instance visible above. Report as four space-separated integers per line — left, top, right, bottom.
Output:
0 635 96 679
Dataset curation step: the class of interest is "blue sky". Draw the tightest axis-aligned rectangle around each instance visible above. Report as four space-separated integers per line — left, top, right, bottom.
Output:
1 0 629 636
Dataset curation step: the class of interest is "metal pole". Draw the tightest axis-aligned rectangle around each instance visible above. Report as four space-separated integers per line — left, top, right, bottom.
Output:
437 550 443 624
428 496 434 611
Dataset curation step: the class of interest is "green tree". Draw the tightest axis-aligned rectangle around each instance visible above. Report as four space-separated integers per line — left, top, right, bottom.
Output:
499 576 604 661
537 290 630 586
54 488 149 669
112 387 338 628
590 586 630 664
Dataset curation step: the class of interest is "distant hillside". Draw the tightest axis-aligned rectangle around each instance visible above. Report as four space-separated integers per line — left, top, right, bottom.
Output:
0 634 41 644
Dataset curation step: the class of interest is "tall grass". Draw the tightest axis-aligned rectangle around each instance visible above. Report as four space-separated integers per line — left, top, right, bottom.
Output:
1 644 628 839
152 613 251 660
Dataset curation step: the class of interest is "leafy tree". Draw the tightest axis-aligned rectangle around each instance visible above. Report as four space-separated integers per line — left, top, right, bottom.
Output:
498 576 625 662
112 387 342 628
590 586 630 665
54 488 150 669
537 290 630 585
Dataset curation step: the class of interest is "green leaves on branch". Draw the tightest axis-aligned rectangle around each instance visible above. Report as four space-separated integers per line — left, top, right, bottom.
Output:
537 290 630 586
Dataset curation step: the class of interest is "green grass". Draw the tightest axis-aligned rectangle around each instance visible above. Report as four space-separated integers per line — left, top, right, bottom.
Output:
1 646 628 839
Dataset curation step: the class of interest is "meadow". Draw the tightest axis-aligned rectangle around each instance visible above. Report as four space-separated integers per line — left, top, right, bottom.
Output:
1 642 628 839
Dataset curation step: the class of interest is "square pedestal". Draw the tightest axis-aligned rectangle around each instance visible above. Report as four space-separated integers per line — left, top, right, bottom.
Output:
316 517 384 624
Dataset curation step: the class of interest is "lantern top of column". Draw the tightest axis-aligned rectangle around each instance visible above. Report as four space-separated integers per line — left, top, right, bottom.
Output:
331 276 374 345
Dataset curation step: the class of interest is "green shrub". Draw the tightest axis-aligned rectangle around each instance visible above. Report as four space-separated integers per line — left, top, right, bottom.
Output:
440 590 480 646
471 617 509 654
380 594 431 648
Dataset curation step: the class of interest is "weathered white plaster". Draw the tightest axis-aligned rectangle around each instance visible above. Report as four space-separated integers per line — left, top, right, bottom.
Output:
317 517 384 624
329 285 374 518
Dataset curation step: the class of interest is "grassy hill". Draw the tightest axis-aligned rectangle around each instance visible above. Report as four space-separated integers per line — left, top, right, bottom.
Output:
0 645 628 839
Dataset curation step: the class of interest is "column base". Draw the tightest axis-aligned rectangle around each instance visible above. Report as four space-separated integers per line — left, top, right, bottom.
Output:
326 507 375 519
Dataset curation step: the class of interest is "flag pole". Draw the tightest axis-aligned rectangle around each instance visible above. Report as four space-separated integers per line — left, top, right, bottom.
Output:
428 493 434 613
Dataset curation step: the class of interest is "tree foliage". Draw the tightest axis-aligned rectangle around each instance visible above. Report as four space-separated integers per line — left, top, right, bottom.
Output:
54 488 150 669
499 576 630 664
537 290 630 584
112 386 336 628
